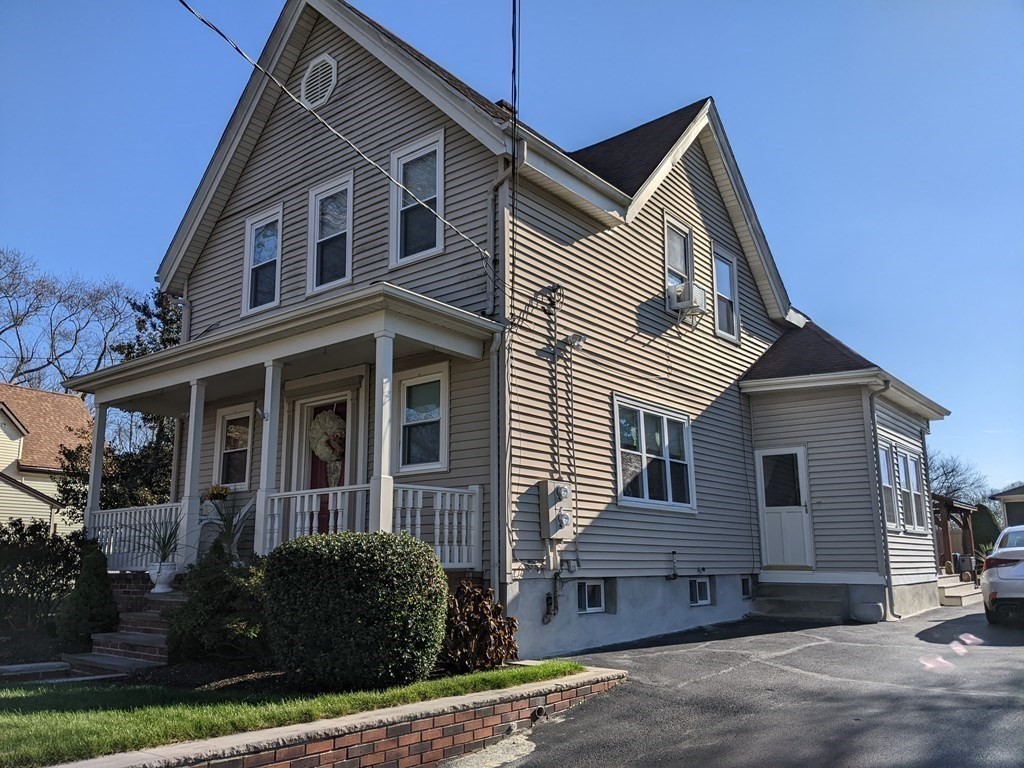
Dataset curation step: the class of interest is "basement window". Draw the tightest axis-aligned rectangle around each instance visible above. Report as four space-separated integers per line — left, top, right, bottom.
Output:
741 575 752 599
577 580 605 614
689 576 712 606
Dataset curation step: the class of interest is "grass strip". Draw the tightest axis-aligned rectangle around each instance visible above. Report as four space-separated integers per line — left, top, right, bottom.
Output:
0 660 583 768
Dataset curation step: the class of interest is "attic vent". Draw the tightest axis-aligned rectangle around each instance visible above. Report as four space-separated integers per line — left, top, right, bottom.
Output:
301 54 337 109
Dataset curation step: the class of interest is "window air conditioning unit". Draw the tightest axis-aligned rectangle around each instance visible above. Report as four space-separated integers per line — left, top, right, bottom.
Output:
667 281 708 315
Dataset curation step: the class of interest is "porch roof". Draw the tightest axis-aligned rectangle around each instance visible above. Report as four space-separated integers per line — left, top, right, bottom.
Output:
64 283 500 410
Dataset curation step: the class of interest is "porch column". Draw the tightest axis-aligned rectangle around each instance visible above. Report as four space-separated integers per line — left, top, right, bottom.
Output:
179 379 206 565
369 331 394 533
85 402 108 534
254 360 283 555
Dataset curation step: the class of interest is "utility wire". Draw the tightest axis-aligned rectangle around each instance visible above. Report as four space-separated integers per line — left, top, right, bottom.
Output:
174 0 509 296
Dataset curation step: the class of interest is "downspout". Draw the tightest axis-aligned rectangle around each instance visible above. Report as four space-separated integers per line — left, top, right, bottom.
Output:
485 141 526 318
169 288 192 344
489 331 502 592
869 378 900 618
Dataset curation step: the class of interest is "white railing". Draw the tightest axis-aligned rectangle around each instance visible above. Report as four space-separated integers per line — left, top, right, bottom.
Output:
90 503 183 571
264 483 482 569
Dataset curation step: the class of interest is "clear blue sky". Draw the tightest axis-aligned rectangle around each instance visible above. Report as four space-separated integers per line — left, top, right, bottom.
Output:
1 1 1021 487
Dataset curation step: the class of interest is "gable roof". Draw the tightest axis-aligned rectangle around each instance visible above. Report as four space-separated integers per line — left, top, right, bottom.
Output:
0 384 91 471
0 471 60 508
569 99 711 196
743 321 876 381
991 483 1024 500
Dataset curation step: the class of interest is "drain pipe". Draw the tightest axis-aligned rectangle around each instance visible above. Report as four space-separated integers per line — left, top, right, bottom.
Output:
489 331 502 592
869 378 900 619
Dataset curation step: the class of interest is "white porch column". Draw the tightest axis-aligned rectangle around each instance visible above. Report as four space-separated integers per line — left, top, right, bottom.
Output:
179 379 206 564
85 403 108 534
369 331 394 533
254 360 283 555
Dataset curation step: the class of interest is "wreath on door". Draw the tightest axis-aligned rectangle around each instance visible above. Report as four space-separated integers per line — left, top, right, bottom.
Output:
309 410 346 487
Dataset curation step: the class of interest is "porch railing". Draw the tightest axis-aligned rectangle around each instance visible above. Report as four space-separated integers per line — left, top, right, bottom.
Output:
90 503 183 571
265 483 482 569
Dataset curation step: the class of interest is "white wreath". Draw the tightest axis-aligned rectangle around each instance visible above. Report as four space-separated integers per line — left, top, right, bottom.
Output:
309 410 346 463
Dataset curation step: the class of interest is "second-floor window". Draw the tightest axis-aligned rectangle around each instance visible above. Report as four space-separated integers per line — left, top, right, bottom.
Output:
244 205 282 312
390 130 444 265
897 451 927 531
665 215 692 289
714 248 740 341
307 174 353 292
614 395 696 510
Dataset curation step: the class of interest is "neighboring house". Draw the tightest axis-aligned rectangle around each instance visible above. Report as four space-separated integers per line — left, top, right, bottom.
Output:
0 383 91 534
991 484 1024 527
64 0 948 656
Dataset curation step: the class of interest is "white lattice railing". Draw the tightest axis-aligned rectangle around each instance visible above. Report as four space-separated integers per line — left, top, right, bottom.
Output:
264 483 481 569
90 503 183 571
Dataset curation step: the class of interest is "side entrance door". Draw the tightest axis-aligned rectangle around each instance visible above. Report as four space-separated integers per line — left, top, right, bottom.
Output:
755 447 814 568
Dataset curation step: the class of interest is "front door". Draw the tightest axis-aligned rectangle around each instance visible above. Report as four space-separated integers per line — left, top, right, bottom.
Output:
307 400 348 533
755 447 813 568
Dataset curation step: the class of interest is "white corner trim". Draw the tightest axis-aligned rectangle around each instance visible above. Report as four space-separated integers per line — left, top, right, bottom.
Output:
306 171 355 295
758 570 885 586
389 129 445 268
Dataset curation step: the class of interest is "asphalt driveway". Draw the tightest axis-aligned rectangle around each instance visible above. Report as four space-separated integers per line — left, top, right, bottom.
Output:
449 605 1024 768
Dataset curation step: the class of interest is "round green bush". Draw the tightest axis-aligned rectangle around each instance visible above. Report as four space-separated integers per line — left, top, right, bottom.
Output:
264 532 448 690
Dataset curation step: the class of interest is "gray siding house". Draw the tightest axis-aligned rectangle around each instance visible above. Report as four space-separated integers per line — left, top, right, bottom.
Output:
66 0 949 656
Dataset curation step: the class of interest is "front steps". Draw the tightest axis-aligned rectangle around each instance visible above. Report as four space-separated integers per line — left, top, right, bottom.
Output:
63 590 181 678
937 574 983 607
751 583 848 622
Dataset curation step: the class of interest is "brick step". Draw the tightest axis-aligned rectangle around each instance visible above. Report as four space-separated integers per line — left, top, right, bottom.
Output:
91 631 168 663
119 610 168 635
939 590 984 607
62 652 162 676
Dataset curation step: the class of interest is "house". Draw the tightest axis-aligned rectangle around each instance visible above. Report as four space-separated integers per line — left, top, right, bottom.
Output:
0 383 91 534
64 0 949 656
991 484 1024 527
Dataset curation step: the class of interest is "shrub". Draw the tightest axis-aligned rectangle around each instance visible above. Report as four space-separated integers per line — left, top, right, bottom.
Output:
0 519 84 630
264 532 447 690
439 581 519 674
55 545 119 650
166 543 268 662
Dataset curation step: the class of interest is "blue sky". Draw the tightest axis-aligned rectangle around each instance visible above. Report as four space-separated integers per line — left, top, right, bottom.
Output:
1 1 1021 487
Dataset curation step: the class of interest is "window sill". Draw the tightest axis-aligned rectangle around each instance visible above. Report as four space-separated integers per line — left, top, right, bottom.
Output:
306 277 353 298
389 246 444 270
394 464 449 478
240 300 280 319
617 498 698 515
714 328 742 346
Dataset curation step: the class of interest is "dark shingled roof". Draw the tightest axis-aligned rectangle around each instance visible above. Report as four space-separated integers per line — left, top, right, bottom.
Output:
992 483 1024 499
743 321 878 381
567 99 711 195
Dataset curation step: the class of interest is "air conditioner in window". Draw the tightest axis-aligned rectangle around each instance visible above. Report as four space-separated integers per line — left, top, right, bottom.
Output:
667 281 707 315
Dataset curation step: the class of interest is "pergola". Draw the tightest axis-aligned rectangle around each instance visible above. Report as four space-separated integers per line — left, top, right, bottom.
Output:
932 493 977 573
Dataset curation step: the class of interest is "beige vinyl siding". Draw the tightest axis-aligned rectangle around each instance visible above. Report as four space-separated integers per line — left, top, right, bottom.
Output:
0 483 57 530
750 387 879 572
0 421 21 475
876 398 935 576
506 139 783 580
186 12 494 339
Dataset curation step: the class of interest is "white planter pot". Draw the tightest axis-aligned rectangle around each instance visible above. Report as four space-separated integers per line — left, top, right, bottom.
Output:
148 561 178 594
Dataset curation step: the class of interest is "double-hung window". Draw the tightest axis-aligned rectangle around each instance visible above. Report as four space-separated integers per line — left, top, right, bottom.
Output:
665 215 692 292
243 205 282 313
878 445 898 527
897 451 927 531
614 395 695 509
307 174 353 292
395 364 448 473
714 247 740 341
214 404 254 490
390 130 444 265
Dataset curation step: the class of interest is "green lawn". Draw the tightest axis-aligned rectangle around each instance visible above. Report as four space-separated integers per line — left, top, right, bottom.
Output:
0 661 583 768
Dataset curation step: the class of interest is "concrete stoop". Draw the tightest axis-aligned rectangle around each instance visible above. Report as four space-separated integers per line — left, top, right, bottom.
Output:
751 583 849 622
937 574 983 607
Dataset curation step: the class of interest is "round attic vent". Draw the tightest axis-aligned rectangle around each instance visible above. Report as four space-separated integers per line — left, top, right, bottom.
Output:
301 53 337 109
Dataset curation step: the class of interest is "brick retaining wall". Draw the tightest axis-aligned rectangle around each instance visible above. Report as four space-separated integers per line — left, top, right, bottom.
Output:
56 667 625 768
109 572 154 614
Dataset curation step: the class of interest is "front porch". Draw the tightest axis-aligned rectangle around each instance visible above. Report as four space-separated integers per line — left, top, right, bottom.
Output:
72 284 499 574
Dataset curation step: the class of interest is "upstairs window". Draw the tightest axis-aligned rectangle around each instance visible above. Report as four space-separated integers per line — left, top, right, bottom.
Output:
879 445 898 527
714 248 740 341
390 131 444 265
214 404 253 490
665 215 692 290
307 174 353 292
897 451 927 531
395 364 448 473
614 395 696 510
244 205 282 312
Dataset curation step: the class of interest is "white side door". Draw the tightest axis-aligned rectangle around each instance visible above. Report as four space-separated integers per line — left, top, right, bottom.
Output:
755 447 814 568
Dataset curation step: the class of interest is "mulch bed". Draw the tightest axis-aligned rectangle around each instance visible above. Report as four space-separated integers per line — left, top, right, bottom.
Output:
117 661 307 695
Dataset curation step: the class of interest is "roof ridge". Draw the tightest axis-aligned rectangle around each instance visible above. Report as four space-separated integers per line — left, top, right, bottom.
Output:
0 382 84 400
570 97 712 155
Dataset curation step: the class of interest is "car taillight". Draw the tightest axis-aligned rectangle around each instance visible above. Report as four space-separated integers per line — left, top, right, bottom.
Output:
983 557 1020 571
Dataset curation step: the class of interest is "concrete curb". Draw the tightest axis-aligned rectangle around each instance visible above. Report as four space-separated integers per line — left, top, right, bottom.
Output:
51 666 626 768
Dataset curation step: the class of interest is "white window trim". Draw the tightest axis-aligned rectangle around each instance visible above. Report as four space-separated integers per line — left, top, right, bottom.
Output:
613 394 697 512
306 172 354 295
393 362 449 475
663 211 693 312
896 449 928 532
689 576 712 606
879 443 900 529
389 129 445 268
577 580 605 614
241 204 284 316
713 245 741 343
213 403 255 492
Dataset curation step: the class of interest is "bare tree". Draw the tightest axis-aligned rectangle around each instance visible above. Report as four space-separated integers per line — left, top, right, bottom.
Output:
929 450 989 504
0 248 137 391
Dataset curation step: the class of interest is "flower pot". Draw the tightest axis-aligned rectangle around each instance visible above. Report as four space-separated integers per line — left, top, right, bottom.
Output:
148 561 178 594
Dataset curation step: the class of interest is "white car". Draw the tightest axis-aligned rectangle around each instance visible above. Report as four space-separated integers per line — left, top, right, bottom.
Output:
980 524 1024 625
